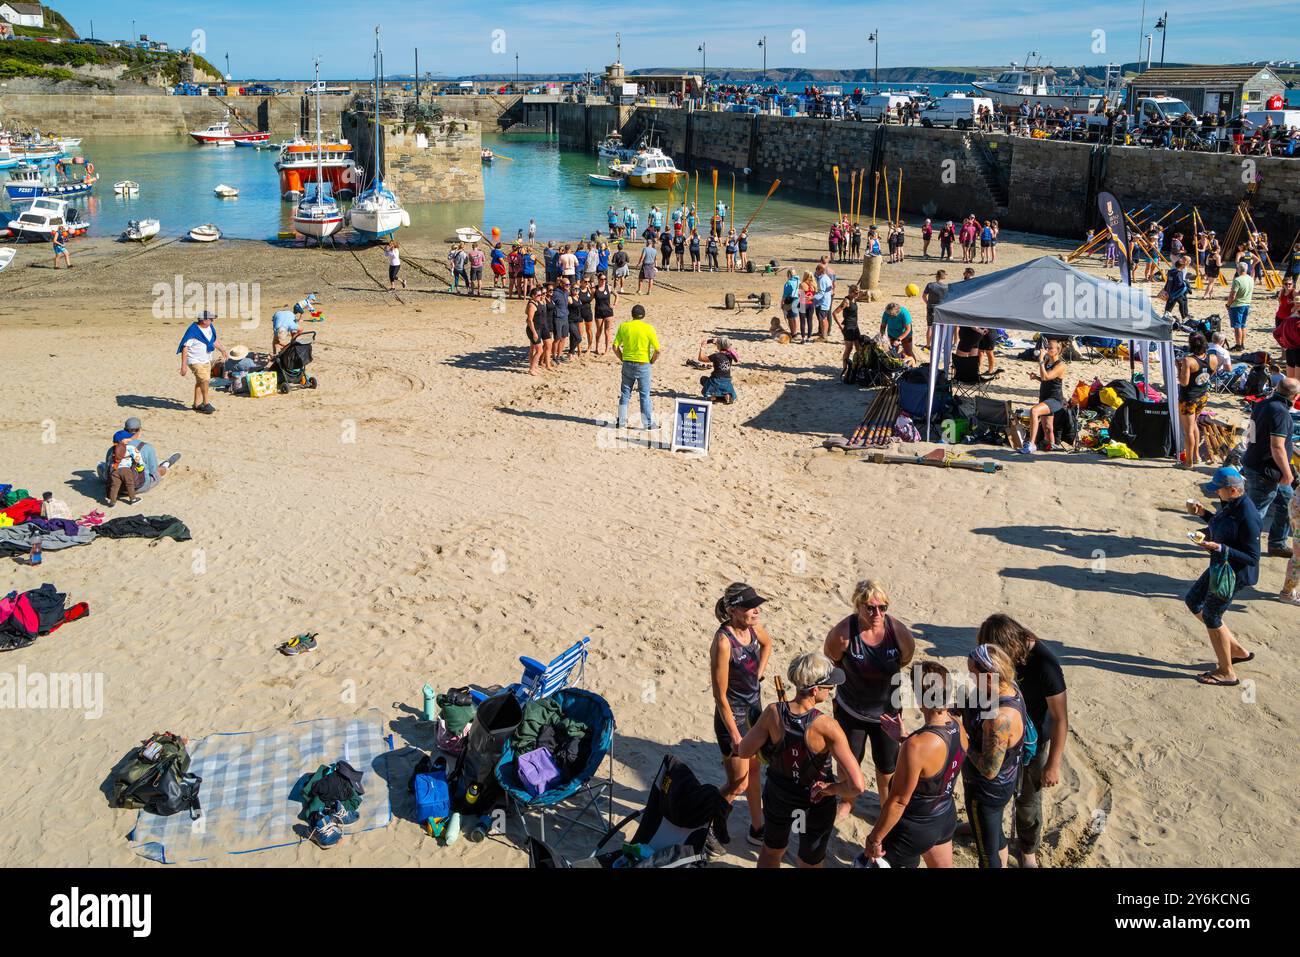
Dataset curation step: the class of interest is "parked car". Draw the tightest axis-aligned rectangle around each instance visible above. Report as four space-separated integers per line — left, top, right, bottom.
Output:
920 95 995 130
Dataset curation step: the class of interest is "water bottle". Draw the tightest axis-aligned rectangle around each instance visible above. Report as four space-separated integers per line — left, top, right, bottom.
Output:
465 783 480 806
28 539 42 566
442 812 462 847
422 683 437 721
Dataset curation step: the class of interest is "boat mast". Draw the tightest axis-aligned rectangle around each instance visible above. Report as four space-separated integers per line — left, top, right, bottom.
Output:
374 26 382 191
314 57 324 204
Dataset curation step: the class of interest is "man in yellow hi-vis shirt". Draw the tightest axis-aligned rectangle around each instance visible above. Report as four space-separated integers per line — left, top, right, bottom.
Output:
613 304 660 430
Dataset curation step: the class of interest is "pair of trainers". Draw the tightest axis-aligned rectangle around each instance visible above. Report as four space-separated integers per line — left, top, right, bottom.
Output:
308 802 361 848
194 403 216 415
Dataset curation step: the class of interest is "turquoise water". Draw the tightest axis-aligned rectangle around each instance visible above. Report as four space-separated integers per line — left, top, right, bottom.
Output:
1 132 837 242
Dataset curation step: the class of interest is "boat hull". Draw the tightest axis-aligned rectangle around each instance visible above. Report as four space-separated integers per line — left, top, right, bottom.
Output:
624 170 680 189
293 214 344 239
349 206 409 241
971 84 1101 112
6 181 95 200
278 165 356 202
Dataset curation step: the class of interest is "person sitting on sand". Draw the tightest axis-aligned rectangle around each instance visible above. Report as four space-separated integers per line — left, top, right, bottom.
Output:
710 583 773 847
857 661 968 868
97 417 180 494
1184 467 1259 687
1020 336 1068 454
698 337 738 404
735 652 865 868
823 578 915 822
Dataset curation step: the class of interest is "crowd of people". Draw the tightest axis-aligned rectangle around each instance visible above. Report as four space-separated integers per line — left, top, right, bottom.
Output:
709 581 1068 868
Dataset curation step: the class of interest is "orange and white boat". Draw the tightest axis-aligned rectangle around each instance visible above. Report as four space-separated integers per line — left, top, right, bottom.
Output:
275 137 358 201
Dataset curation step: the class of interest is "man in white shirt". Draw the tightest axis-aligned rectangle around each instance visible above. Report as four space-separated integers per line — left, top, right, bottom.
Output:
558 245 578 280
177 311 226 414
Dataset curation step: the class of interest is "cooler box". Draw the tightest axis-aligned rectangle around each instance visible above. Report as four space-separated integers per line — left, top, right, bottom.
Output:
247 371 278 398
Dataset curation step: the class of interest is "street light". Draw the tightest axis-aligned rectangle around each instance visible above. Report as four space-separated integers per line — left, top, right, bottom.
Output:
615 31 621 64
1144 34 1153 74
867 30 879 90
515 53 519 90
758 36 766 77
1155 13 1168 67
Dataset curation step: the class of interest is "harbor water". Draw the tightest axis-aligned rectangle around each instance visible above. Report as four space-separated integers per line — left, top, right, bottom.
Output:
1 132 838 243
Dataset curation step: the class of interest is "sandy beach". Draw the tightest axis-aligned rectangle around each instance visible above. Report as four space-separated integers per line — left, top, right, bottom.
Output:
0 223 1295 869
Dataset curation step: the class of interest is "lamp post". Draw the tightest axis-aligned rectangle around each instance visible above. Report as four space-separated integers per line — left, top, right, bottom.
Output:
1144 34 1153 74
1155 13 1167 66
515 53 519 90
698 42 707 105
758 36 766 77
131 18 135 42
615 31 621 64
225 53 231 81
867 30 879 90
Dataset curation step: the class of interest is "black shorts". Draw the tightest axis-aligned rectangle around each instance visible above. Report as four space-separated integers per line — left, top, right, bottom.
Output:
978 330 996 351
881 802 958 868
1286 347 1300 367
832 700 900 774
470 267 483 281
534 319 552 341
1039 397 1063 414
762 773 837 865
527 324 541 345
552 317 569 340
714 702 761 759
956 327 983 352
843 326 861 343
388 264 400 281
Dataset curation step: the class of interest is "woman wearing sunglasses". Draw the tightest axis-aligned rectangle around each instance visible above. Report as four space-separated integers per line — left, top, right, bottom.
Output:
823 579 915 822
735 652 865 868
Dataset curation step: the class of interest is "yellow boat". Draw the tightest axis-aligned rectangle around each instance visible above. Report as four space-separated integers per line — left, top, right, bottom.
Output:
612 147 682 189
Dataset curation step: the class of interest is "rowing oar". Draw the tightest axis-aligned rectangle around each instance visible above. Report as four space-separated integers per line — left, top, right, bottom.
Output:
741 179 780 234
866 449 1002 473
833 165 843 224
490 150 515 161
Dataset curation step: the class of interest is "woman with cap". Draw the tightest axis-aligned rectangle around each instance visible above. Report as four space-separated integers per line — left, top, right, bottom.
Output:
857 661 967 868
736 652 865 867
1184 466 1260 686
823 578 915 822
709 583 774 846
961 643 1029 868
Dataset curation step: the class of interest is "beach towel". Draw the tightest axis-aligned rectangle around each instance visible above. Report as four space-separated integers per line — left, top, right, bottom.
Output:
127 710 393 863
94 515 192 541
0 523 96 555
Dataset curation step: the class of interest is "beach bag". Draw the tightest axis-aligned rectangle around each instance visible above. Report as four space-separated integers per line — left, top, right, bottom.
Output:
409 754 451 823
1243 364 1273 398
0 591 39 647
517 746 562 797
1111 402 1174 459
1070 381 1091 408
111 732 202 819
1021 715 1039 767
1209 559 1237 602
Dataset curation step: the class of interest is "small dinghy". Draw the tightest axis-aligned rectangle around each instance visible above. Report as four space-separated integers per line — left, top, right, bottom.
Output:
213 184 239 198
588 173 625 188
113 180 140 195
455 227 483 244
188 223 222 242
0 247 15 273
124 218 160 242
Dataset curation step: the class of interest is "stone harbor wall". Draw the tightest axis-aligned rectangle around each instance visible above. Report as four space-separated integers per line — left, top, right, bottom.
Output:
0 93 301 135
555 103 1300 245
342 110 483 204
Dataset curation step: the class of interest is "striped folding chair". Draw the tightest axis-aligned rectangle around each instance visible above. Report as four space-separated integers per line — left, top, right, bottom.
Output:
470 636 591 704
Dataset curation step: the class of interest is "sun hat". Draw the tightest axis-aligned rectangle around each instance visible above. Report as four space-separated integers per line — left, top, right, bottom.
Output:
228 346 250 361
1203 466 1245 494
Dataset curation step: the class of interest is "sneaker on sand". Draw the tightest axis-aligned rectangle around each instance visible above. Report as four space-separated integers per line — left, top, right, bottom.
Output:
1017 441 1037 455
308 812 342 848
279 633 318 656
330 802 360 827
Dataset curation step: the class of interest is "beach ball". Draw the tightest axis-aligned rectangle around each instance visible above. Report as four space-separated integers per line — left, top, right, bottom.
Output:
490 227 500 241
904 283 920 297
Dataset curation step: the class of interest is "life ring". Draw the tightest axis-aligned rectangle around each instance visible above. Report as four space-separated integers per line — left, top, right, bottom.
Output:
85 162 95 175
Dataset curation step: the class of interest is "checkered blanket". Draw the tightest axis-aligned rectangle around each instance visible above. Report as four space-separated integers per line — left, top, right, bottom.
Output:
129 710 393 863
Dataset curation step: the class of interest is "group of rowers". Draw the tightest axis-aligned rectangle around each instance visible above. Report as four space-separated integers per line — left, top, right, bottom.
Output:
709 580 1068 868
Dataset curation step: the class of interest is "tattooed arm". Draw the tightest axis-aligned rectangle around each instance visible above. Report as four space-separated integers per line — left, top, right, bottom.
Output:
968 708 1013 780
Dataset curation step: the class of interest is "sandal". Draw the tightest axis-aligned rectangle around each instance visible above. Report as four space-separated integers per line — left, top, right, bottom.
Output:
77 510 106 527
1230 652 1254 665
1195 672 1240 687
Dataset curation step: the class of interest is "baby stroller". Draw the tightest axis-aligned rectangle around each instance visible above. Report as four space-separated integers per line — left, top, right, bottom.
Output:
527 755 729 869
271 330 318 392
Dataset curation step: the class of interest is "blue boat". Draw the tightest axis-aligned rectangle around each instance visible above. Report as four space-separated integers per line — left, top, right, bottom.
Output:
4 163 97 200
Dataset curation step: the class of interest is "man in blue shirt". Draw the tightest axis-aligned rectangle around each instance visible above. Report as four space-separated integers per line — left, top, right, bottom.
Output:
780 268 800 340
814 263 835 339
878 302 915 361
1241 377 1298 556
272 308 299 353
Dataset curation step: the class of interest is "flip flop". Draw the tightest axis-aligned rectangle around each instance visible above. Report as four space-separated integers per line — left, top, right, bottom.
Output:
1231 652 1255 665
1195 672 1240 687
77 510 105 527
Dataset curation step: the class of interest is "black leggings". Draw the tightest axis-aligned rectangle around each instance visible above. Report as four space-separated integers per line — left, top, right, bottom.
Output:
964 788 1013 869
708 252 719 270
800 305 815 339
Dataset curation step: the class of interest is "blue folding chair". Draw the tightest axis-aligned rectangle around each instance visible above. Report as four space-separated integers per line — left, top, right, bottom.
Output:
470 636 590 705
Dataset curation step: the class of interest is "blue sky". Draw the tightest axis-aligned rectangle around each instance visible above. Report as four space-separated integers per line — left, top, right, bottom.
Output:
55 0 1300 78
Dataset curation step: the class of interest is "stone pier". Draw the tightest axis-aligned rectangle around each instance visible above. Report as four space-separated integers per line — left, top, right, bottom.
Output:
342 111 483 203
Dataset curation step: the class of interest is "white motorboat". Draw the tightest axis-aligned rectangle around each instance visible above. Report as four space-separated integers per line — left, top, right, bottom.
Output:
455 227 483 244
0 247 15 272
4 196 88 241
213 184 240 198
972 57 1102 113
58 138 82 150
292 59 344 244
188 224 222 242
124 218 161 242
347 28 410 243
610 146 682 189
114 180 140 194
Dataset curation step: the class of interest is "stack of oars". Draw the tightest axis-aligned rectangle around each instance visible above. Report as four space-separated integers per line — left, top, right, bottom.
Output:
847 386 901 448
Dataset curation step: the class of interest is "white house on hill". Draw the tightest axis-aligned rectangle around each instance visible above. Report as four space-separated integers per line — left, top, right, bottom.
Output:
0 3 45 28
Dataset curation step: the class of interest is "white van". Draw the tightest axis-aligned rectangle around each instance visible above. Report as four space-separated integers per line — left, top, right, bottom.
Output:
920 95 995 130
856 93 913 122
1244 109 1300 130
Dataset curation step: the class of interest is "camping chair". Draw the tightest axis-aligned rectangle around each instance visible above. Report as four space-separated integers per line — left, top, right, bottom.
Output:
951 353 992 402
495 687 616 843
469 636 589 705
526 755 727 869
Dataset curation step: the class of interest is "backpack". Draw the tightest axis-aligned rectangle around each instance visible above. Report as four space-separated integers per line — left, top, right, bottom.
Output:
111 732 202 819
409 754 451 823
1243 364 1273 398
1021 712 1039 766
0 584 77 651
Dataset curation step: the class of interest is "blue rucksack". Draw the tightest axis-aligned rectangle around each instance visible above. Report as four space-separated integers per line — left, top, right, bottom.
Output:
411 758 450 823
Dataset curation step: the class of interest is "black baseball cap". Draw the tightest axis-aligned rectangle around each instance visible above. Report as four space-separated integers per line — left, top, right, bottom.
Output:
725 584 767 610
630 304 646 319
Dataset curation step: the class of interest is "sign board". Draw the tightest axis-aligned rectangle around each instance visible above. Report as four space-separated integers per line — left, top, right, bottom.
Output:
671 398 712 455
622 82 639 96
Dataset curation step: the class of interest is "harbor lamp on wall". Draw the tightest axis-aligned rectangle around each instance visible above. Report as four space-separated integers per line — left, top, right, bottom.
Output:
699 42 707 103
758 36 766 77
1155 13 1168 67
867 30 879 90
